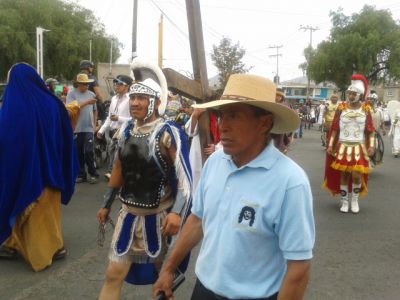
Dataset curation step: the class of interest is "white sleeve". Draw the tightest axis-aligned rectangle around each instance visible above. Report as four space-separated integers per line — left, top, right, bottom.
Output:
118 115 131 124
184 115 199 137
98 98 114 134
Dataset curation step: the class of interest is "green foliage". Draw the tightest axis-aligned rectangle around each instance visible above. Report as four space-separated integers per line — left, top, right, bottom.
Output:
211 37 252 90
308 5 400 90
0 0 121 81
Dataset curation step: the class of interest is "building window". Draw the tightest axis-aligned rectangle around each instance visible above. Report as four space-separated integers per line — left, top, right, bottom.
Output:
314 88 321 96
387 89 394 97
294 89 306 96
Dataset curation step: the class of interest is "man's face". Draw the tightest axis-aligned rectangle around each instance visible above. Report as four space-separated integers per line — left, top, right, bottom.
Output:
275 95 283 103
347 91 358 103
129 94 160 120
217 103 273 164
331 96 338 104
130 95 149 120
77 83 89 93
114 83 129 95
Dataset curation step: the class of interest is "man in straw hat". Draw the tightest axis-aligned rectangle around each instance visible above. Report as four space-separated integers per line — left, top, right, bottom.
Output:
66 73 99 184
323 74 375 214
153 74 315 300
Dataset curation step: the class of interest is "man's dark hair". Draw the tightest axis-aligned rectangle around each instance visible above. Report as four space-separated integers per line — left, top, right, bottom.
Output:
249 105 272 117
80 60 94 70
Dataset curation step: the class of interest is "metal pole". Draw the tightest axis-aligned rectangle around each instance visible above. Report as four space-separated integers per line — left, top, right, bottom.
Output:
36 27 50 78
158 14 163 68
132 0 138 60
299 25 318 98
269 45 282 84
36 27 42 78
109 40 113 74
89 39 92 62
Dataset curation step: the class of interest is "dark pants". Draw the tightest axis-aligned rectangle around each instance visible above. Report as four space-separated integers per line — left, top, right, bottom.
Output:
75 132 97 178
191 279 278 300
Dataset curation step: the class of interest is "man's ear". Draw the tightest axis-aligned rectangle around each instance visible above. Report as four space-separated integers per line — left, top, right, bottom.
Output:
154 98 161 110
259 114 274 135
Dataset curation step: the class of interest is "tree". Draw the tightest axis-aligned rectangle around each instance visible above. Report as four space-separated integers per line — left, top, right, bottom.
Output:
0 0 121 81
307 6 400 91
211 37 252 90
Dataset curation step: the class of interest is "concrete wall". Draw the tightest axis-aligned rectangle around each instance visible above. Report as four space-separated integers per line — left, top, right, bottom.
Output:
97 63 131 100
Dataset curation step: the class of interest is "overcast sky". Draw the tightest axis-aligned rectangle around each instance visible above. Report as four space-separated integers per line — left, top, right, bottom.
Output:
74 0 400 82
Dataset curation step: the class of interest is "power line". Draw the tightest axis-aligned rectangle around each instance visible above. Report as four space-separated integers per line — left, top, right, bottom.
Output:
148 0 190 55
149 0 188 38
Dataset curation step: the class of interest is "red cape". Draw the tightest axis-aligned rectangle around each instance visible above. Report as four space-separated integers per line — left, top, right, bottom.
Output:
323 102 375 197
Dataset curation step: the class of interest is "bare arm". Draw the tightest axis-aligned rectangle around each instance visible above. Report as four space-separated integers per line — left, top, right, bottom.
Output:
78 98 96 109
153 214 203 299
326 129 337 155
109 157 123 188
367 132 376 156
278 260 311 300
190 108 206 134
93 109 98 130
93 85 104 102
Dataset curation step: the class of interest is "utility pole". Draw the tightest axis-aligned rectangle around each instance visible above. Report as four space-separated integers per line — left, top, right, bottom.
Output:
269 45 283 85
89 39 92 62
300 25 319 98
158 14 164 68
131 0 138 60
109 39 113 75
36 27 50 79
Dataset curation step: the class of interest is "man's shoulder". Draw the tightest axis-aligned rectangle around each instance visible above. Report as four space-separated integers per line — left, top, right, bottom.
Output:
202 149 226 169
275 154 309 186
87 90 96 98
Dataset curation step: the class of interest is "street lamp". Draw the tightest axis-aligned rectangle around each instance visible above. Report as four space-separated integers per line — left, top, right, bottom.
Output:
36 27 51 78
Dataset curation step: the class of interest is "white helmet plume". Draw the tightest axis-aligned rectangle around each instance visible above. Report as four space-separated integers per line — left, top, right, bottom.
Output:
130 58 168 115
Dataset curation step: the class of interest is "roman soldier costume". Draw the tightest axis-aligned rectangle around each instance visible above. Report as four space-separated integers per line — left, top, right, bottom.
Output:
107 59 192 285
323 74 375 213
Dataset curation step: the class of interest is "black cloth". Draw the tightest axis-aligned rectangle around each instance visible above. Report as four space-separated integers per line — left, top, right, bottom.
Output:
191 279 278 300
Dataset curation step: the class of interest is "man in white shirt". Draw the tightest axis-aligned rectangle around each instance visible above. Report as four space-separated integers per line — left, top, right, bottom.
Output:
97 75 133 179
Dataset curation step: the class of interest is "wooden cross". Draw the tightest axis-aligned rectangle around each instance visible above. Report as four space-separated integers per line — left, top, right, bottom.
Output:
163 0 214 165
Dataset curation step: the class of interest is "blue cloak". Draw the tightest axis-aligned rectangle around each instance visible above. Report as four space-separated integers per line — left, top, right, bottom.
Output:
0 63 79 245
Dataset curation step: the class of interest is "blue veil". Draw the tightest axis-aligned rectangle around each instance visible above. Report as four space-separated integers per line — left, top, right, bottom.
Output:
0 63 79 245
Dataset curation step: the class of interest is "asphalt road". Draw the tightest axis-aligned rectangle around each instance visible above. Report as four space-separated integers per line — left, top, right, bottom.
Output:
1 127 399 300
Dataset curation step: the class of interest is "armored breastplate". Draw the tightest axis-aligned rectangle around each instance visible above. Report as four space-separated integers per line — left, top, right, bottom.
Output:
119 132 168 209
339 108 366 143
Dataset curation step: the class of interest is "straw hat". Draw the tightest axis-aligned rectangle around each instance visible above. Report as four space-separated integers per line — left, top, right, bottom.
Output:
194 74 300 134
276 88 285 98
75 73 94 84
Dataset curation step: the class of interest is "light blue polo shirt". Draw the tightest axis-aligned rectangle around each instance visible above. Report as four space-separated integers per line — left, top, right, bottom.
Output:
192 142 315 299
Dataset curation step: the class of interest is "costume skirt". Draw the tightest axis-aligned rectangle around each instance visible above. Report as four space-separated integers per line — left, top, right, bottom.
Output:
109 205 168 264
331 142 370 174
